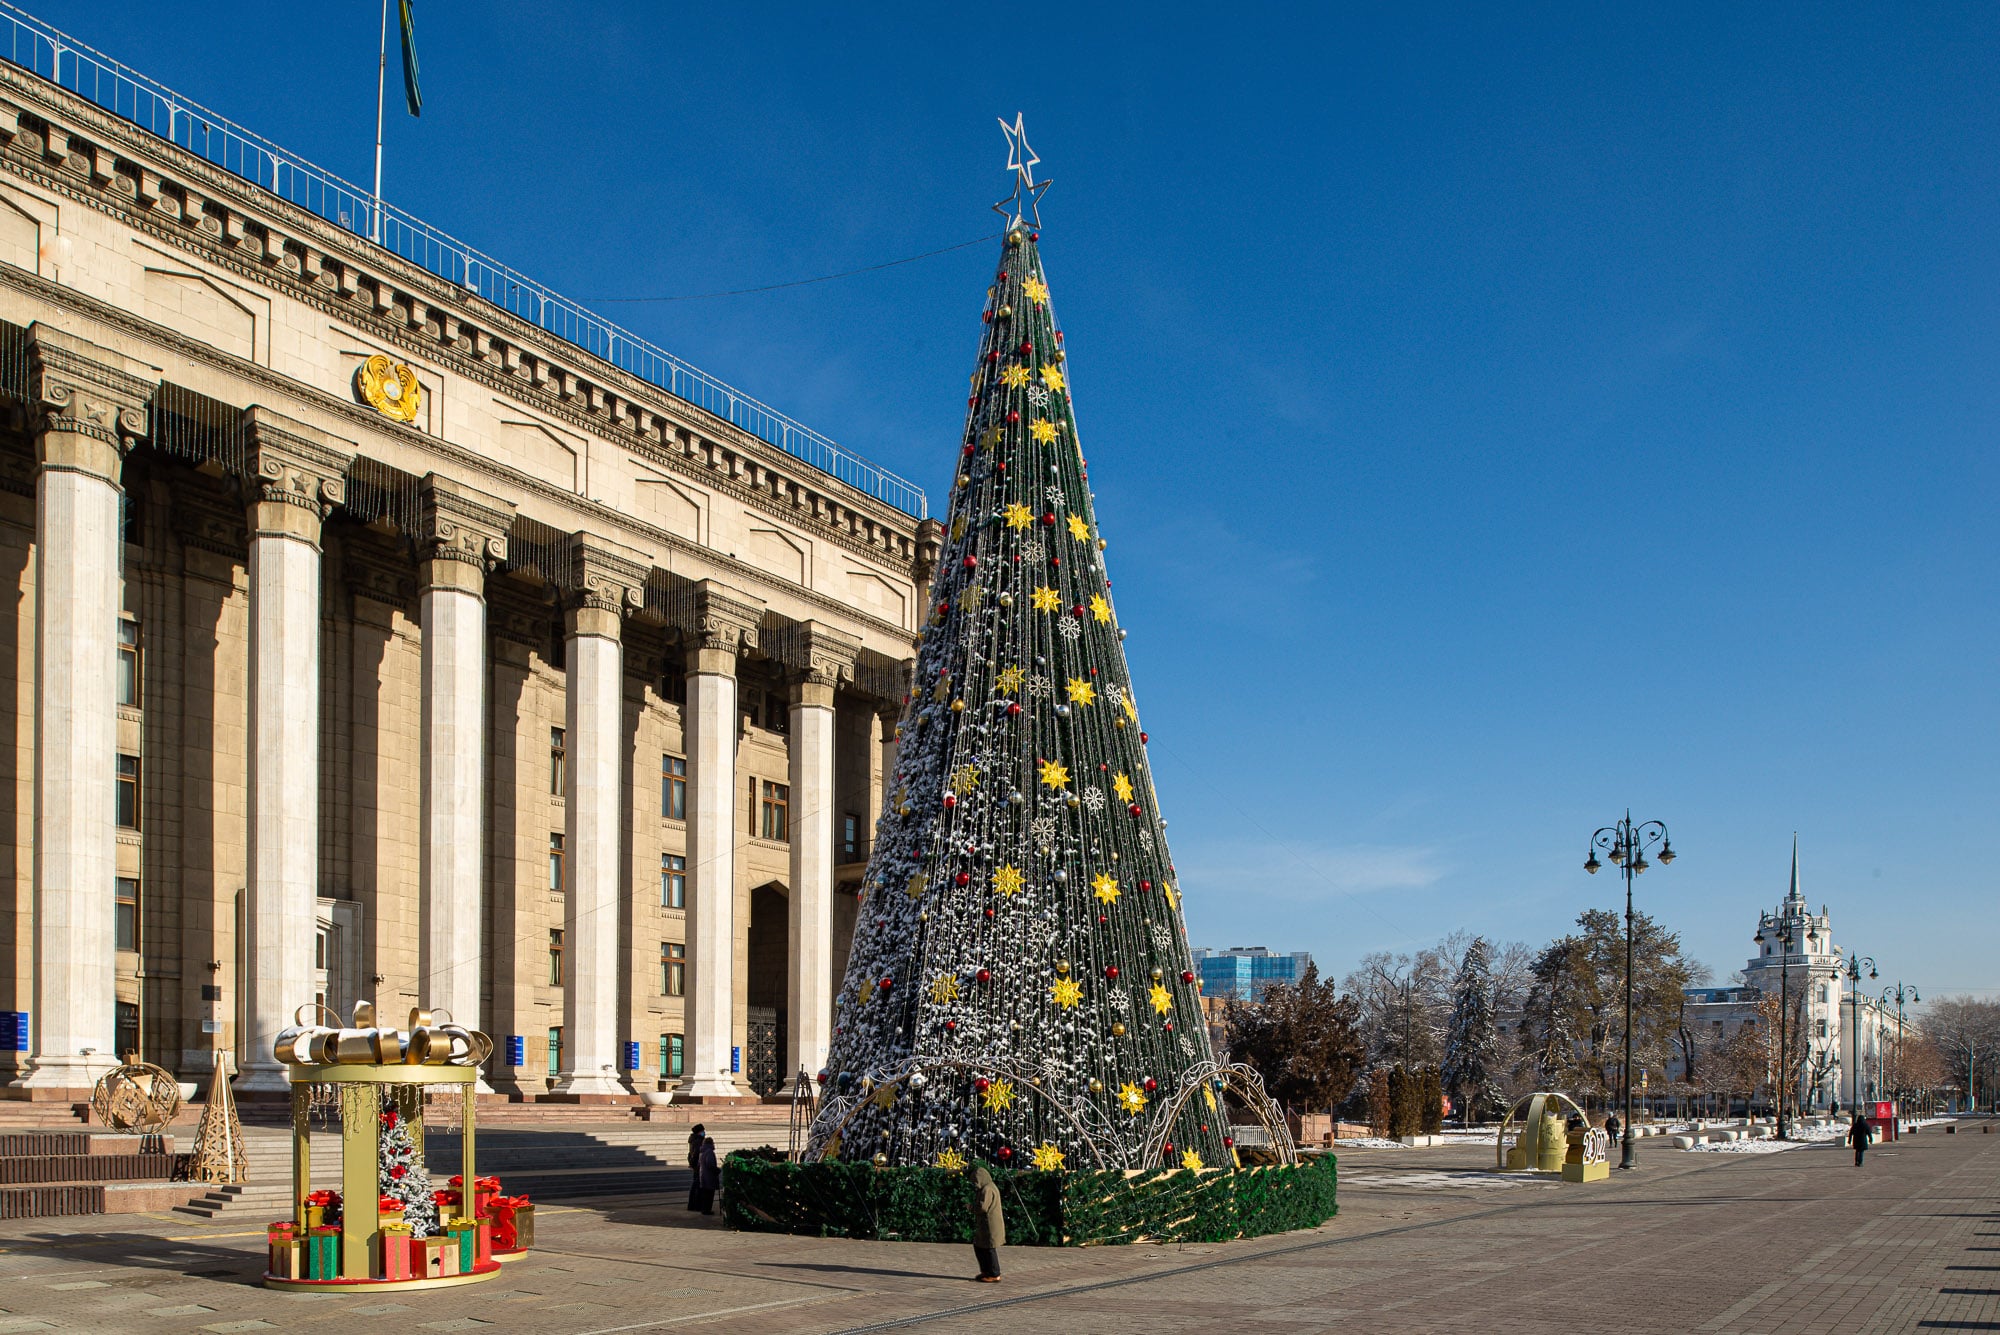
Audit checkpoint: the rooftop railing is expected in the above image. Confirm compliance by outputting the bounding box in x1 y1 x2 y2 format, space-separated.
0 3 927 517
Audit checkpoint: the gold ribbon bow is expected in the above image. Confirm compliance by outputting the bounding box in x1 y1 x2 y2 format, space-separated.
273 1001 493 1068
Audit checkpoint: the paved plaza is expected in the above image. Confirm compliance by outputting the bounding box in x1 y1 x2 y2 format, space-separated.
0 1125 1995 1334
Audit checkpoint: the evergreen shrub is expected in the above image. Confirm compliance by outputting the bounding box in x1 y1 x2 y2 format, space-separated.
721 1152 1336 1246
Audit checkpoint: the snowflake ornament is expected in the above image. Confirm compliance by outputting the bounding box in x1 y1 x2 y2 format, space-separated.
1082 786 1106 813
1058 617 1082 643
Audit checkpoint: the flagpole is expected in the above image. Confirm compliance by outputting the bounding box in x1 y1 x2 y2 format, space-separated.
371 0 388 243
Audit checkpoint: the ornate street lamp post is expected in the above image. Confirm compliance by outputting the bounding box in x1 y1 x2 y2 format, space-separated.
1842 954 1876 1110
1754 914 1817 1139
1585 812 1675 1170
1881 981 1919 1111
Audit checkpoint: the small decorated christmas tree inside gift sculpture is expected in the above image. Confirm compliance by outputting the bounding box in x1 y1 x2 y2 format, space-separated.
378 1099 440 1238
811 121 1282 1176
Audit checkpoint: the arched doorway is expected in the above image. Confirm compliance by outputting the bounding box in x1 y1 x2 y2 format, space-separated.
745 881 789 1097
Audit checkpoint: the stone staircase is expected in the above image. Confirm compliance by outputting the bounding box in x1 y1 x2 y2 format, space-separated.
172 1113 795 1223
0 1130 200 1220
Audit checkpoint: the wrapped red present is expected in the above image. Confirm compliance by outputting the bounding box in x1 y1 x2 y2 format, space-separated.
378 1195 407 1215
433 1188 460 1213
489 1195 534 1253
266 1222 303 1279
376 1222 415 1281
303 1189 342 1230
449 1174 504 1218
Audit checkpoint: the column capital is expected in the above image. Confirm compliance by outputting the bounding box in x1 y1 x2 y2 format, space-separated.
786 621 860 696
566 532 645 637
244 406 353 531
686 580 764 660
27 324 155 481
419 473 514 582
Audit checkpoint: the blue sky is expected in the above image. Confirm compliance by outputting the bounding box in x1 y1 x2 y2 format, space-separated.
52 1 1998 996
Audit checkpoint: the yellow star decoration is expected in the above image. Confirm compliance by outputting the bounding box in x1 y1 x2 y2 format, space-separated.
906 872 927 901
1031 585 1062 612
1041 366 1066 393
1023 277 1050 304
1066 513 1090 541
1031 1141 1066 1172
980 425 1003 451
1120 690 1139 724
1092 871 1121 905
950 765 981 797
1181 1149 1205 1172
872 1082 901 1109
1149 983 1173 1015
981 1078 1016 1113
1163 881 1179 910
935 1147 968 1172
995 665 1026 696
962 583 987 608
1117 1082 1148 1116
953 515 968 542
1001 364 1031 389
1050 977 1083 1009
1111 772 1136 803
1038 758 1070 790
857 978 876 1006
992 864 1025 897
1004 501 1034 530
1089 594 1112 624
929 975 960 1005
1066 677 1097 706
1029 418 1058 444
1203 1085 1218 1112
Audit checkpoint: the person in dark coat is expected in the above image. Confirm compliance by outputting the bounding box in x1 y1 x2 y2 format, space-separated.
966 1162 1004 1281
1849 1113 1874 1167
1603 1112 1622 1147
687 1125 720 1213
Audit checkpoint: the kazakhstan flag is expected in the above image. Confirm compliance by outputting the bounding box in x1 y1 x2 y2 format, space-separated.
398 0 422 117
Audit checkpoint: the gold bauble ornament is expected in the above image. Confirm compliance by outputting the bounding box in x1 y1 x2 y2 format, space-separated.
1055 959 1071 975
951 698 966 712
1052 347 1066 362
1151 968 1164 981
997 304 1014 319
1111 1022 1127 1037
1007 229 1025 246
1089 1077 1104 1093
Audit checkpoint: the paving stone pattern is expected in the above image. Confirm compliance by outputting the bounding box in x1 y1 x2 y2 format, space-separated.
0 1123 1993 1332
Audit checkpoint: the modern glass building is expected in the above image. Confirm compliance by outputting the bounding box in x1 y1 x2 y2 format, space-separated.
1191 947 1313 1003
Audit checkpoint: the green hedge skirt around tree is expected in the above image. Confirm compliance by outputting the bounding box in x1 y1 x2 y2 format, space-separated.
720 1152 1337 1246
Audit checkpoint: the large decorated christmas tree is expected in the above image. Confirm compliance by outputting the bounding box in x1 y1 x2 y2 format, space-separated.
812 124 1245 1175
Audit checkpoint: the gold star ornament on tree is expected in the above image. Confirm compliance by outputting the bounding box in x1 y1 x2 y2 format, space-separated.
1117 1082 1148 1115
1030 418 1058 444
1066 513 1090 541
1040 366 1066 393
1031 585 1062 611
1180 1149 1205 1172
1004 502 1034 530
1112 772 1135 803
1050 977 1083 1009
1149 982 1173 1015
1038 759 1070 790
1001 364 1031 389
1092 872 1121 905
1031 1141 1065 1171
1023 277 1050 304
1066 677 1097 706
1089 593 1112 623
991 864 1025 897
981 1078 1016 1113
935 1147 968 1172
995 665 1026 695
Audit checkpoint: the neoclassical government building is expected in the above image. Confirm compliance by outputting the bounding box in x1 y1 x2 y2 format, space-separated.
0 26 938 1103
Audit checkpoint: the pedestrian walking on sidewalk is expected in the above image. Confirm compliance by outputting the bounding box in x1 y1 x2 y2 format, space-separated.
1849 1112 1873 1167
966 1162 1005 1282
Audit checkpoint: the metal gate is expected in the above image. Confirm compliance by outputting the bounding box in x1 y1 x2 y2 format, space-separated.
746 1007 786 1097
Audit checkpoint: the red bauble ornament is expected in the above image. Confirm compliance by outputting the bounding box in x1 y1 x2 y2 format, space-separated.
962 554 978 570
1144 1077 1158 1093
1223 1136 1235 1148
879 976 893 992
1007 702 1022 716
936 602 950 616
997 461 1007 472
1050 556 1060 567
945 1019 957 1031
817 1071 830 1083
943 794 956 809
1140 880 1152 891
1042 512 1057 527
1071 605 1086 618
1033 233 1042 242
985 907 996 919
998 271 1009 281
1164 1142 1174 1156
982 310 992 324
1007 410 1020 423
1140 732 1149 744
998 1145 1013 1160
1098 914 1108 924
1181 970 1195 983
977 968 991 984
1164 1021 1173 1031
961 443 975 457
1129 804 1144 817
1018 340 1032 354
987 350 999 362
1104 966 1120 980
975 1077 990 1092
954 871 970 886
1088 666 1099 676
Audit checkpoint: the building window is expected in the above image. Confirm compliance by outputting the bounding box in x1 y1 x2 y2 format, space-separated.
548 929 564 986
662 941 685 996
115 1000 138 1062
766 691 789 735
115 754 140 829
115 876 138 951
548 1026 563 1074
841 812 861 861
761 781 790 842
661 853 685 909
660 1032 683 1078
662 754 686 821
548 833 565 893
117 619 140 708
550 728 566 797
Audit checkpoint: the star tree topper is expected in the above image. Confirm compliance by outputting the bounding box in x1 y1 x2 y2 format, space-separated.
995 112 1054 228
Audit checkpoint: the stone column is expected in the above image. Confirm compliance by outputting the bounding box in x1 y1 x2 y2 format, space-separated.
551 536 643 1099
680 583 761 1100
16 327 151 1093
237 409 351 1093
417 477 512 1090
784 625 856 1092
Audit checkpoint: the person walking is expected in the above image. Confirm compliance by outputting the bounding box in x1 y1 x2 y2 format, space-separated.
966 1162 1004 1282
1603 1112 1622 1150
1849 1112 1873 1168
687 1124 720 1214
